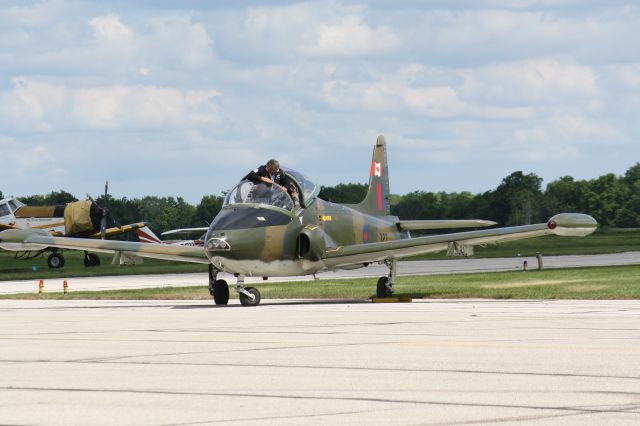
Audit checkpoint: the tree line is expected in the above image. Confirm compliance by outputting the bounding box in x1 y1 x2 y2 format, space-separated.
3 162 639 235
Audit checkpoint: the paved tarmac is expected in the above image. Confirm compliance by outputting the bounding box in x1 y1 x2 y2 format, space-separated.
1 299 639 425
1 252 639 295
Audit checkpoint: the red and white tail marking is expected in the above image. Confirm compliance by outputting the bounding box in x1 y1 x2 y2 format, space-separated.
136 226 162 244
370 161 383 177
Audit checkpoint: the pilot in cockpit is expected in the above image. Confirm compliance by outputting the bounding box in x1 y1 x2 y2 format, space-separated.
243 159 299 205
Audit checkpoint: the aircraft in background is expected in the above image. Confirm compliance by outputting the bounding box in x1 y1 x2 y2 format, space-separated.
0 136 598 305
136 226 204 247
0 183 146 268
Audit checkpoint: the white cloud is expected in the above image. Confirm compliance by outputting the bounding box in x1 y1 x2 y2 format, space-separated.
306 15 400 56
90 14 134 44
146 16 214 70
460 60 599 104
0 78 221 131
1 1 639 200
321 66 534 120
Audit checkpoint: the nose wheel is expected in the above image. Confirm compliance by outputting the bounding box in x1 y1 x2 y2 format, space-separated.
239 287 261 307
207 267 262 307
235 274 262 307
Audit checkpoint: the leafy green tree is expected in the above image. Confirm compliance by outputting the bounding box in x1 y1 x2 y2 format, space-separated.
489 172 544 225
441 191 477 219
196 195 224 225
392 191 443 220
623 163 640 187
19 190 78 205
582 173 629 227
132 196 196 234
544 176 587 216
319 183 367 203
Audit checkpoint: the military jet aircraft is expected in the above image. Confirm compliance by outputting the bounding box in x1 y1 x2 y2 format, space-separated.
0 136 597 305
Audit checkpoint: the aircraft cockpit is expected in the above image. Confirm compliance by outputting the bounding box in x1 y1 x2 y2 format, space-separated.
223 167 319 212
0 197 25 218
224 181 295 211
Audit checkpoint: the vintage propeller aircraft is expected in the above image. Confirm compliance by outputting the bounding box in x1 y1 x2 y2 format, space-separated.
0 182 146 268
0 136 597 305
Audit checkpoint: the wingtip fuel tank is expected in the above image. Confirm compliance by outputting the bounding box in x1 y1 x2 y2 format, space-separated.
547 213 598 237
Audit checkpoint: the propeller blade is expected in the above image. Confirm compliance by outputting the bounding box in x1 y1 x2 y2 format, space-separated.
100 214 107 240
100 181 109 239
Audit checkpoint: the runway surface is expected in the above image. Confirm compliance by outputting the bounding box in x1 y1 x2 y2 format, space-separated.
1 252 639 295
1 299 639 425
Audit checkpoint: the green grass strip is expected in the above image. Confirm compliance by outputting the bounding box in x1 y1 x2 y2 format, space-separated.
3 264 640 300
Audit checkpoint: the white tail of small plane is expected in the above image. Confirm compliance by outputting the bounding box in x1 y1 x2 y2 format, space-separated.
136 226 162 244
136 225 204 247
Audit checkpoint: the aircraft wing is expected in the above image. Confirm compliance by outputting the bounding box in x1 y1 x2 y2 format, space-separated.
0 228 210 264
161 227 209 236
86 222 148 239
397 219 497 230
323 213 597 268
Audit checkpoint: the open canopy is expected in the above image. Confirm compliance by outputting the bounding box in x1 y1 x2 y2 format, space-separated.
223 167 319 211
224 181 294 211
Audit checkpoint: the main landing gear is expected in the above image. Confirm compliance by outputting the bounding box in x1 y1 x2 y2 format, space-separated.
208 265 262 307
376 259 397 298
83 252 101 267
47 252 65 269
46 251 101 269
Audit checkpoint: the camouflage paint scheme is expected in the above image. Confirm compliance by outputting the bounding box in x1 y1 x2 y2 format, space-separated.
0 136 598 280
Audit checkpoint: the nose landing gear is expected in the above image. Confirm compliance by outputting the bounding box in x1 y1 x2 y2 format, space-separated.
238 286 261 307
235 275 261 307
207 266 261 306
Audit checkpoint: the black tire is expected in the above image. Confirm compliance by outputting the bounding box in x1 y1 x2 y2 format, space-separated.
212 279 229 305
376 276 393 298
239 287 261 307
84 253 101 267
47 253 65 269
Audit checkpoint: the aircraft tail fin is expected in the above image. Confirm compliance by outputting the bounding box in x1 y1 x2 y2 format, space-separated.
354 135 391 216
136 226 162 244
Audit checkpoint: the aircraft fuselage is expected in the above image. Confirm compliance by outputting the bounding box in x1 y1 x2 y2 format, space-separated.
204 197 408 276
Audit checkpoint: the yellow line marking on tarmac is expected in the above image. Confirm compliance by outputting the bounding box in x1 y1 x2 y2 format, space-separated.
371 297 412 303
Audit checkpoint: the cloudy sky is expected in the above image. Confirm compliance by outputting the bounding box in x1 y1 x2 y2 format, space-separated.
1 0 639 203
